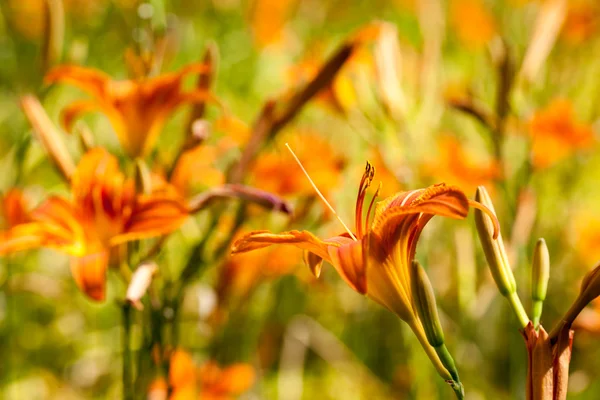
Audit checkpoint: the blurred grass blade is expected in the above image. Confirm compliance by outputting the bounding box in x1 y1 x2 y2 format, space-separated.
519 0 567 83
42 0 64 72
20 95 75 180
373 22 405 121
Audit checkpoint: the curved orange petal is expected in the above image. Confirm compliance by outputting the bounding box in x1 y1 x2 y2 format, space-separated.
327 236 368 294
45 65 111 99
2 189 30 227
0 195 86 256
110 197 188 245
0 222 48 254
372 184 470 247
60 99 102 132
70 251 109 301
231 230 334 262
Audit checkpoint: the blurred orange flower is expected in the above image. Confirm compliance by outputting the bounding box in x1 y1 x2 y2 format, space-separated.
0 148 189 301
572 212 600 268
250 0 297 48
45 64 217 157
218 240 301 302
561 1 599 44
149 349 255 400
422 136 500 194
250 132 345 197
169 145 226 195
528 99 595 169
450 0 497 49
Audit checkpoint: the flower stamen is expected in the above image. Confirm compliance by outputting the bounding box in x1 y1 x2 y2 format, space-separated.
365 182 382 234
285 143 357 241
356 162 375 238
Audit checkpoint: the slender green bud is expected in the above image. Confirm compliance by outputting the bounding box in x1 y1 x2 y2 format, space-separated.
474 186 529 328
411 261 463 399
411 261 444 347
531 238 550 326
474 186 515 295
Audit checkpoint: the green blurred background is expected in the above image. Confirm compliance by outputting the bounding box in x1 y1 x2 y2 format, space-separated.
1 0 600 399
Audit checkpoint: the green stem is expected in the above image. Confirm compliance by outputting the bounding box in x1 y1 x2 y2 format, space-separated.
506 292 530 329
122 303 133 400
434 344 464 399
532 300 544 328
408 320 452 381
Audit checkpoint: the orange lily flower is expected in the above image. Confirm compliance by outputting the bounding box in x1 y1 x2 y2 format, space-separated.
148 349 255 400
250 131 344 197
0 148 188 301
561 1 599 45
232 164 497 377
217 239 301 303
528 98 595 169
422 136 500 194
44 63 216 157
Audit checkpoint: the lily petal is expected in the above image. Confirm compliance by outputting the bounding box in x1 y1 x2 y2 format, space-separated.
70 251 109 301
60 99 102 132
327 236 368 294
111 197 188 245
232 230 334 262
45 65 111 99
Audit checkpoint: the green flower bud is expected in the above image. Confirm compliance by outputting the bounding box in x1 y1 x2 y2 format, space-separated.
474 186 515 296
411 261 445 347
474 186 529 328
531 238 550 326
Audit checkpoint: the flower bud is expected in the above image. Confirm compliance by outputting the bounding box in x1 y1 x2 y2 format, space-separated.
531 238 549 326
579 263 600 304
474 186 530 328
411 261 444 347
474 186 515 295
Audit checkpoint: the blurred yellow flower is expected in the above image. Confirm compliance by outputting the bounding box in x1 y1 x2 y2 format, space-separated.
422 136 500 194
450 0 497 49
561 1 599 45
45 64 217 157
0 148 189 301
149 349 255 400
528 99 595 169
